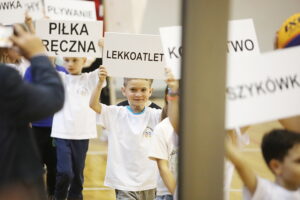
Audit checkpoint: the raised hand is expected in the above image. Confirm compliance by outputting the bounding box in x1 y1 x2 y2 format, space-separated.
98 65 107 85
10 24 45 59
165 67 179 93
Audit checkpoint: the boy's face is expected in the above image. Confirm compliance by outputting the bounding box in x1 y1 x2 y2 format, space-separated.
276 144 300 189
121 79 153 112
64 57 86 75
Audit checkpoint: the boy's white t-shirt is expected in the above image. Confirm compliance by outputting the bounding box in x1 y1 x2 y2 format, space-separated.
148 117 178 196
51 70 99 139
244 177 300 200
97 104 162 191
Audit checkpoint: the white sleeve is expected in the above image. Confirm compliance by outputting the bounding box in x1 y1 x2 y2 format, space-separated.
243 177 273 200
148 122 169 161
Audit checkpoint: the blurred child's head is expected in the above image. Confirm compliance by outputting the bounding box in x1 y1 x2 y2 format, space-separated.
275 13 300 49
63 57 86 75
0 48 21 64
122 78 153 112
261 129 300 189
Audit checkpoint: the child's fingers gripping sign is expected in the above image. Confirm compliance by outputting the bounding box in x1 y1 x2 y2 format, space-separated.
165 67 178 91
98 65 108 83
98 38 104 48
165 67 175 82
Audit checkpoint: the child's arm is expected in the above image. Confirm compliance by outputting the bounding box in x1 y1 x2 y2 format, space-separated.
165 68 179 133
157 159 176 194
89 66 107 113
225 137 257 195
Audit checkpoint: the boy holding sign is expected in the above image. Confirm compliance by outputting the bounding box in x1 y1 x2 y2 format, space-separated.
51 57 100 200
226 129 300 199
90 66 162 200
149 69 179 200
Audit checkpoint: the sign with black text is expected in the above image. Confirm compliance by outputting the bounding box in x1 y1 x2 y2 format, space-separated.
44 0 96 21
0 0 25 24
226 46 300 128
159 26 182 79
103 32 165 79
24 0 43 20
227 19 260 54
36 19 103 57
0 0 43 25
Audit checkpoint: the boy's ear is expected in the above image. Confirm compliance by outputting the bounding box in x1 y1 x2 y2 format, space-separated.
149 88 153 96
269 159 282 175
121 87 126 97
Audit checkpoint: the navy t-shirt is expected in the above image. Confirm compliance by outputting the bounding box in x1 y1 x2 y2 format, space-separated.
23 65 68 127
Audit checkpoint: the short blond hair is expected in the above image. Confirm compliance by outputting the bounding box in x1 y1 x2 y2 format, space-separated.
123 78 153 87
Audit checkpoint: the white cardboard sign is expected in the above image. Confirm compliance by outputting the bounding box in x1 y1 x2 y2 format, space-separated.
36 19 103 57
227 19 260 54
159 26 182 79
226 46 300 129
24 0 43 21
44 0 96 21
103 32 165 79
0 0 43 25
0 0 25 25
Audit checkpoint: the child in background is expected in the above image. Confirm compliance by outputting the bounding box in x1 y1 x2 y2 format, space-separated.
51 57 100 200
90 66 161 200
226 129 300 199
149 68 179 200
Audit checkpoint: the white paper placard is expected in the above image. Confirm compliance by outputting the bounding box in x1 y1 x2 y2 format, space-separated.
227 19 260 54
0 0 44 25
0 0 25 25
24 0 43 21
44 0 96 21
226 46 300 129
159 26 182 79
103 32 165 79
36 19 103 57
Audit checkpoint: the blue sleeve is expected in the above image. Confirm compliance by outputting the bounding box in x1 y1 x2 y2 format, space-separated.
56 65 68 74
23 66 32 82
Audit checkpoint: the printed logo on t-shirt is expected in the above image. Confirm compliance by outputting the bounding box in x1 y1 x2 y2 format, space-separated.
143 126 153 138
76 87 89 96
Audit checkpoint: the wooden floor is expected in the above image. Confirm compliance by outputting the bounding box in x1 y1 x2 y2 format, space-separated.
83 137 115 200
82 98 283 200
